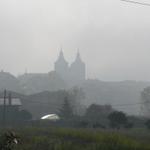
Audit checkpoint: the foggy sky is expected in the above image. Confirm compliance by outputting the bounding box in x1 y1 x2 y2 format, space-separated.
0 0 150 81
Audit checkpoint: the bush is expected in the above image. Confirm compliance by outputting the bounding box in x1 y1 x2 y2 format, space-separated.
145 119 150 129
108 111 128 129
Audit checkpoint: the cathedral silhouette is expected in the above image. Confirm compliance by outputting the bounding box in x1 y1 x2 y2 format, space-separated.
18 50 86 91
54 50 86 86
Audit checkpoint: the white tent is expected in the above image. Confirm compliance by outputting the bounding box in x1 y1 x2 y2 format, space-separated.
41 114 60 121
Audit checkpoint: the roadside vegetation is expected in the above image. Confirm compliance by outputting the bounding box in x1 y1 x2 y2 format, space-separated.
1 127 150 150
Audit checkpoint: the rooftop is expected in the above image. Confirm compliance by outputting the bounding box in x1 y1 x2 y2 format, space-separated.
0 98 21 106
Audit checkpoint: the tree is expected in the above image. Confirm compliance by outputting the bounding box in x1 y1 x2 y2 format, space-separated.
84 104 113 127
59 97 74 119
68 87 85 115
108 111 128 129
85 104 113 121
145 119 150 129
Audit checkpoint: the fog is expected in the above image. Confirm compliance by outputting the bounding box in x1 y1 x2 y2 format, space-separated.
0 0 150 81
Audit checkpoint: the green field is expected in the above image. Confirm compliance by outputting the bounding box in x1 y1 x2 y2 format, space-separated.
1 127 150 150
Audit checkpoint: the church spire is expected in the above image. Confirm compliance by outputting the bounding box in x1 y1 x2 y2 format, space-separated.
77 50 80 58
55 50 69 81
75 49 82 62
55 50 68 69
55 49 67 64
70 49 86 84
59 49 64 59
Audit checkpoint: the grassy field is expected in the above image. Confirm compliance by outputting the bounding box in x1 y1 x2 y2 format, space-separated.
1 127 150 150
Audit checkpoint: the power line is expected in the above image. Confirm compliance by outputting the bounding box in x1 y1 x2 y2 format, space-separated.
121 0 150 6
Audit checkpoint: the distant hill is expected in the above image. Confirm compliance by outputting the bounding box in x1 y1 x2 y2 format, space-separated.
82 80 150 115
16 80 150 116
0 71 23 93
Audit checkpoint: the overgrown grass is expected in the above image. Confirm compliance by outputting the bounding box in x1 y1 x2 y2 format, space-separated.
2 127 150 150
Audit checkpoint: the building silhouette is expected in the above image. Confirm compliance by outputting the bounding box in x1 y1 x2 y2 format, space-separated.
17 50 86 94
54 50 69 82
54 50 86 86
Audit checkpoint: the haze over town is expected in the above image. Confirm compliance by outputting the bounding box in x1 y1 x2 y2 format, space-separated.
0 0 150 81
1 1 150 149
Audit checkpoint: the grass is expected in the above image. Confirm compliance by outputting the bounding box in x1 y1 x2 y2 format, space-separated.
2 127 150 150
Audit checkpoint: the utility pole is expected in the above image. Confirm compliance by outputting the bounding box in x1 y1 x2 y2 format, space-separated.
8 92 12 126
8 92 12 106
3 89 7 127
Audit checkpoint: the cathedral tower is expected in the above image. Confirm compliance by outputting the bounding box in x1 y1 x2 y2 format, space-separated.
70 51 86 85
55 50 69 81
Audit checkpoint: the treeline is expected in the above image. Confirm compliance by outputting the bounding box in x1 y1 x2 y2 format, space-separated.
1 87 150 130
32 99 149 130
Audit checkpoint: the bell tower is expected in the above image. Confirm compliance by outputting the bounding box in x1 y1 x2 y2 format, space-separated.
70 51 86 85
55 50 69 81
